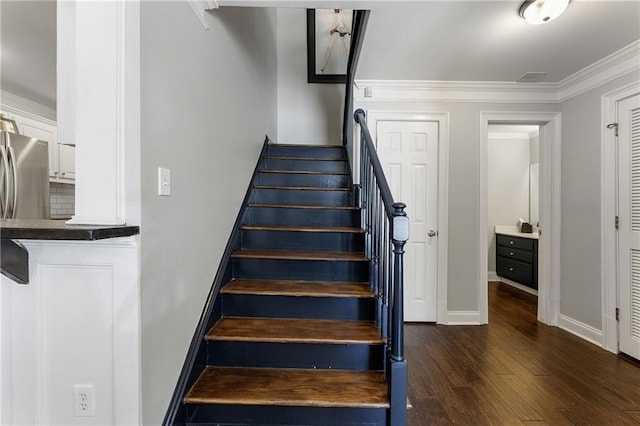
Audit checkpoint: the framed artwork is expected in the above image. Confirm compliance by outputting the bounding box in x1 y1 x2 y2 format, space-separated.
307 9 353 84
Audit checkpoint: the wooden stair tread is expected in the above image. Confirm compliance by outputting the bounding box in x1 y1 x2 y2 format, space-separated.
269 143 342 148
249 203 359 210
254 185 350 191
266 156 347 162
183 367 389 408
221 279 374 298
259 169 349 175
207 317 385 344
241 225 363 233
231 249 367 261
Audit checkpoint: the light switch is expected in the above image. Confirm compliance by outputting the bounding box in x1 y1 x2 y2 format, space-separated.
158 167 171 196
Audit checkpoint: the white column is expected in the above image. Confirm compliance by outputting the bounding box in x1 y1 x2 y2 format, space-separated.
60 1 140 226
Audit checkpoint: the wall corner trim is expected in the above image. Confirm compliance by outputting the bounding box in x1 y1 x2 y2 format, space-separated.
557 314 604 348
446 311 483 325
188 0 219 30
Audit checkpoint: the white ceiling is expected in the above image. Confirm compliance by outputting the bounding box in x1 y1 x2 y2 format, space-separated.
357 1 640 82
0 1 638 110
1 1 57 109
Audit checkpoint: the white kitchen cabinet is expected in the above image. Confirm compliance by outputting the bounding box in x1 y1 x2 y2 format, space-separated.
1 110 75 184
58 144 76 180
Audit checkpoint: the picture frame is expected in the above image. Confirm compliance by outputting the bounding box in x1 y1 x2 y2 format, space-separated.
307 9 353 84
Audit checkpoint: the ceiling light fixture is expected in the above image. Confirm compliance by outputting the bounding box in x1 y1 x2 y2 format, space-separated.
519 0 570 25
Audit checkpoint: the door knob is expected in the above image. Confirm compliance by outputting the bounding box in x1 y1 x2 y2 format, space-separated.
427 230 437 237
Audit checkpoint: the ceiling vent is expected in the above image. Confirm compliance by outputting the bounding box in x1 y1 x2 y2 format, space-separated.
517 72 547 83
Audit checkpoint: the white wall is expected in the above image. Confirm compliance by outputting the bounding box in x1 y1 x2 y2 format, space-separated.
559 71 639 331
139 3 277 424
276 8 344 145
487 133 531 273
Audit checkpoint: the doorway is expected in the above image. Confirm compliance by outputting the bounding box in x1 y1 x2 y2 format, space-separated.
487 124 540 299
479 112 561 325
602 83 640 361
365 111 449 323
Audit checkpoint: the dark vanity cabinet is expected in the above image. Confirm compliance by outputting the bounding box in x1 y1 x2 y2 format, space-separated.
496 234 538 290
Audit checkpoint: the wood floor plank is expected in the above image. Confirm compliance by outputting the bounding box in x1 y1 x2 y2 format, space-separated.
406 282 640 426
183 367 389 408
241 225 363 233
221 279 374 298
206 317 385 344
231 249 367 261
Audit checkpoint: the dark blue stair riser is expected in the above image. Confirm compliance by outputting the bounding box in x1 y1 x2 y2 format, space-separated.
233 258 369 282
222 293 375 320
257 172 350 188
186 404 387 426
263 158 349 173
244 207 360 228
207 341 385 370
268 145 347 160
252 188 351 207
241 229 364 252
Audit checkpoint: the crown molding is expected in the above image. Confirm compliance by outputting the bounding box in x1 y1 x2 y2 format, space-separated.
354 79 558 104
556 40 640 102
0 91 57 122
355 40 640 104
188 0 219 30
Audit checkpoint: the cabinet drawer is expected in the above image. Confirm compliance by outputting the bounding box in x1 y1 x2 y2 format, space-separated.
496 257 533 287
497 246 533 264
496 234 534 251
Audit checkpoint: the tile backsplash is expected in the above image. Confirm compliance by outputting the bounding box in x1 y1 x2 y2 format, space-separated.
50 182 75 219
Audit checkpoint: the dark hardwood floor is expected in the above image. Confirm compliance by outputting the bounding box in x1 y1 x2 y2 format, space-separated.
406 281 640 425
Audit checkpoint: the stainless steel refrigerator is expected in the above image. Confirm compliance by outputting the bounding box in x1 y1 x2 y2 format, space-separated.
0 130 50 219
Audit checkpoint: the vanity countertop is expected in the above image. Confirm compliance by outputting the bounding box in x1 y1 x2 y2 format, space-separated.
495 225 539 240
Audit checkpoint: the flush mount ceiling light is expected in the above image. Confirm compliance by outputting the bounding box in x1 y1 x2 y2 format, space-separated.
519 0 570 25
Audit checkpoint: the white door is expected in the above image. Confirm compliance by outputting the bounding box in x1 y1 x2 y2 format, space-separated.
618 92 640 360
376 120 438 322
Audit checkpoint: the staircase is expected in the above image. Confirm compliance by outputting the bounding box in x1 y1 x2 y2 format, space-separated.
168 142 400 425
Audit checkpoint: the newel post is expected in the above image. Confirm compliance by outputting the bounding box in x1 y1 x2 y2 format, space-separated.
389 202 408 425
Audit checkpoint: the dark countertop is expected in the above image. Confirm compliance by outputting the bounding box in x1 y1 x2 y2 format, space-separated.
0 219 140 241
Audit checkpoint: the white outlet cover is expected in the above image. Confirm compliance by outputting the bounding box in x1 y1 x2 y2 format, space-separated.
72 385 95 417
158 167 171 196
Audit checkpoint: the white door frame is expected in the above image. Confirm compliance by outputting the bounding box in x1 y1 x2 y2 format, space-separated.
479 111 561 325
365 110 450 324
601 81 640 353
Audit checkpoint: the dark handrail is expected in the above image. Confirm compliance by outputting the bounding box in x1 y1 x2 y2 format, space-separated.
342 10 370 147
353 108 408 425
354 109 395 218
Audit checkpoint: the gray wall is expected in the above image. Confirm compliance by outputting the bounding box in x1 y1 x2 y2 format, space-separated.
276 8 344 145
559 70 639 330
353 98 556 311
139 3 277 424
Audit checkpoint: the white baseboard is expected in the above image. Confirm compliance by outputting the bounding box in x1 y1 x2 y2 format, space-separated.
558 314 603 348
488 271 500 281
446 310 483 325
496 277 539 296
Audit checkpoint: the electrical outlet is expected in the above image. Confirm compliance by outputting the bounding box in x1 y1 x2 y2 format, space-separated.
73 385 95 417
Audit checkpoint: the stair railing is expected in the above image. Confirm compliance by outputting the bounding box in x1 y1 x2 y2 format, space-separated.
354 108 408 425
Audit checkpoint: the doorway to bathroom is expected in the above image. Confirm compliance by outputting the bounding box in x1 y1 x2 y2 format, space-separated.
487 124 540 297
479 112 561 326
